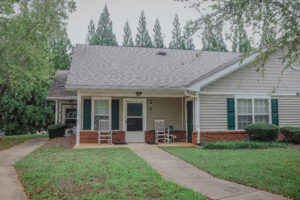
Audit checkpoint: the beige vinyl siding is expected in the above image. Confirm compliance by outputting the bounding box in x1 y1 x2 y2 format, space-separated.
202 50 300 94
147 97 185 130
276 96 300 127
199 95 232 131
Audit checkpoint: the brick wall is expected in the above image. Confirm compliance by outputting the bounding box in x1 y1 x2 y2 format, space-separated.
112 131 125 144
79 131 125 144
201 131 248 142
192 131 285 144
145 131 156 144
145 130 186 143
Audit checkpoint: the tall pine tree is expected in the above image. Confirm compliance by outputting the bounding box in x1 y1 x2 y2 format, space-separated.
169 14 185 49
122 21 134 47
135 11 152 47
183 21 195 50
93 5 118 46
86 19 97 44
232 25 252 52
202 16 227 52
153 19 164 48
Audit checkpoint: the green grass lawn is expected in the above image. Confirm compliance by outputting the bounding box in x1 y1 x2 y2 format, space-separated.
162 147 300 199
15 147 205 200
0 134 48 151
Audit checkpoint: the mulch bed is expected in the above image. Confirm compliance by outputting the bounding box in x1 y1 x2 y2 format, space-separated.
44 136 75 149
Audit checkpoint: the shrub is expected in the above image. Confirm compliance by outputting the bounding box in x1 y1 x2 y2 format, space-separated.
280 126 300 144
202 140 289 149
47 124 65 139
245 123 279 141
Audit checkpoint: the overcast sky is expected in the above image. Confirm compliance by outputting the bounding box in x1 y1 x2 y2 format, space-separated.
67 0 205 49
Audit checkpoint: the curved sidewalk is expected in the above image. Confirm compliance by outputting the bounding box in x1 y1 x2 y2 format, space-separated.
130 146 287 200
0 138 48 200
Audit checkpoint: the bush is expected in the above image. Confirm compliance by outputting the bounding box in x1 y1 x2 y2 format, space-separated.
245 123 279 141
280 126 300 144
202 140 289 149
47 124 65 139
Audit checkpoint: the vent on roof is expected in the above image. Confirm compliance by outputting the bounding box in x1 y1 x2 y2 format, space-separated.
156 51 167 56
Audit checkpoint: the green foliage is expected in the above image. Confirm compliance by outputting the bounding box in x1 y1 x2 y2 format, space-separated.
186 0 300 70
183 20 195 50
16 147 205 199
245 123 280 141
202 15 227 52
91 5 118 46
153 19 164 48
47 124 65 139
281 126 300 144
163 147 300 199
50 32 73 70
135 11 152 47
202 140 289 149
122 21 134 47
86 19 97 44
232 25 252 53
0 0 75 135
169 14 185 49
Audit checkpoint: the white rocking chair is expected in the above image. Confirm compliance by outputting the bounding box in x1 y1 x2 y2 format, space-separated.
98 120 112 144
155 120 169 143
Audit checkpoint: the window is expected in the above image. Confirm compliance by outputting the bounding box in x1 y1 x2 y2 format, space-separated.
92 98 111 131
236 97 270 129
65 108 77 128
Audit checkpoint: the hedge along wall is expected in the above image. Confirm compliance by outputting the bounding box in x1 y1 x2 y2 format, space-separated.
192 131 285 144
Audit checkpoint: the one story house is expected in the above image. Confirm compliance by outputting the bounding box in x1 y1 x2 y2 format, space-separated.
47 44 300 145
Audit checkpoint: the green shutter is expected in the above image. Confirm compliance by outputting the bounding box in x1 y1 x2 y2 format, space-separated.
83 99 91 130
111 100 119 130
271 99 279 126
227 98 235 130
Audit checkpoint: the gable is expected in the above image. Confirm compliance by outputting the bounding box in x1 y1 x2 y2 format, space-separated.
202 50 300 94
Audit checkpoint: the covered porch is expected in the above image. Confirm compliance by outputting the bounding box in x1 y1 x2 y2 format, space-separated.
74 90 200 145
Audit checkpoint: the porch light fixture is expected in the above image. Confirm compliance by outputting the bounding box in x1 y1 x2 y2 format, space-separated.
149 100 153 111
136 92 142 97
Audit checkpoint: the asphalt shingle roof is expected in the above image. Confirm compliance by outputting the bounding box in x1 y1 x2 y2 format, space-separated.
66 44 241 90
47 70 76 99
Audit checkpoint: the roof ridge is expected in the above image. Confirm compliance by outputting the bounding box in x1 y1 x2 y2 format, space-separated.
75 44 240 54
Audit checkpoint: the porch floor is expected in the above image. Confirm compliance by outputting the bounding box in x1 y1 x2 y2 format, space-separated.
73 142 194 149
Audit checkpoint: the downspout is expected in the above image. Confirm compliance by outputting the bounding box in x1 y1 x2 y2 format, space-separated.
184 90 200 144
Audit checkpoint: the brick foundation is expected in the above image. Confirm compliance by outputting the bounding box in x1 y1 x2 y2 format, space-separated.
201 131 248 142
112 131 125 144
192 131 285 144
145 130 186 143
79 131 125 144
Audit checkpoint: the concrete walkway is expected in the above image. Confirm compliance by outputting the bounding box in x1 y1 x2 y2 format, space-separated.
130 146 287 200
0 138 48 200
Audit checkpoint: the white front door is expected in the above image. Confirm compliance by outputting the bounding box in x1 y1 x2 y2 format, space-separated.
124 99 146 143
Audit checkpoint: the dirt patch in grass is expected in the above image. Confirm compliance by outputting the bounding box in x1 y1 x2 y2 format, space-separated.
44 136 75 148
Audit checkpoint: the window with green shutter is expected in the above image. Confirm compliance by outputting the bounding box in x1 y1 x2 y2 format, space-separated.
111 100 119 130
83 99 91 130
227 98 235 130
271 99 279 126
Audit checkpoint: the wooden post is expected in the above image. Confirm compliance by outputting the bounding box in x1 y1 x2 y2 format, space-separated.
55 100 58 124
195 92 200 144
76 93 81 146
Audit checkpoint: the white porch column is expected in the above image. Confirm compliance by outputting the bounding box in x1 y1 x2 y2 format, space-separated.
55 100 58 124
76 93 81 146
195 92 200 143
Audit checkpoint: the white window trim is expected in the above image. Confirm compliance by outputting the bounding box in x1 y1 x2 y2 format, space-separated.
91 97 112 131
234 95 271 130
